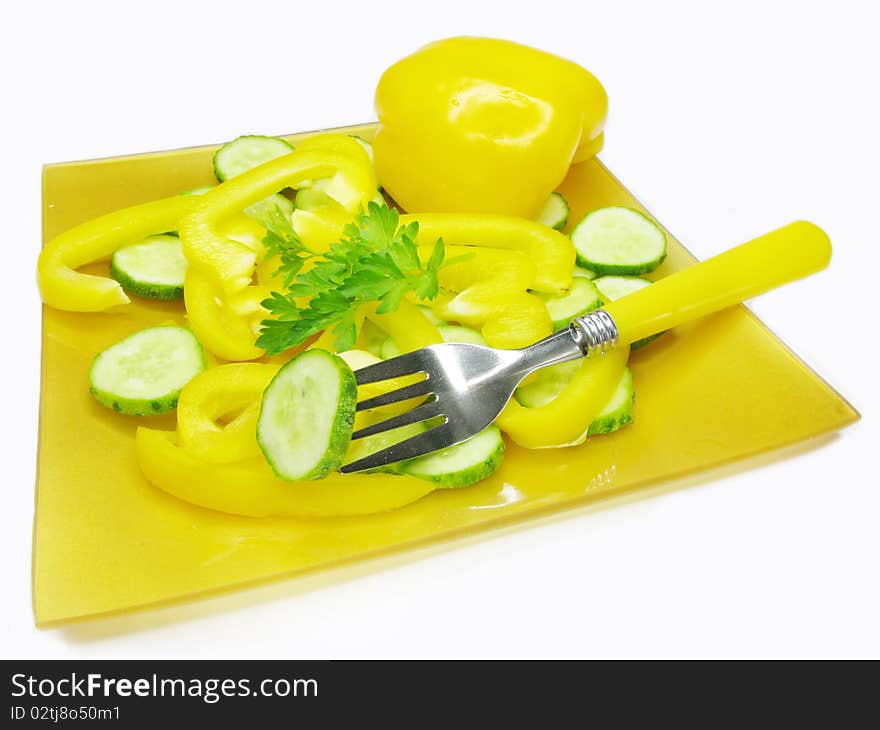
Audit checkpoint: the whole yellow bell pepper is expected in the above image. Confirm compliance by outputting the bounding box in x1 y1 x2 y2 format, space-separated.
38 194 196 312
374 37 607 217
179 134 376 294
136 428 435 518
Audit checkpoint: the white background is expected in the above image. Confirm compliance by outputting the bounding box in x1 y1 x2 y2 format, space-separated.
3 0 878 658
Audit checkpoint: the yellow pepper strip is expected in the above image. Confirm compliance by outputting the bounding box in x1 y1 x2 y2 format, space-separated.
424 245 552 349
176 363 279 464
136 428 435 518
497 346 629 448
374 37 606 217
38 194 196 312
179 134 376 294
363 299 443 352
183 269 266 361
480 293 553 349
400 213 574 293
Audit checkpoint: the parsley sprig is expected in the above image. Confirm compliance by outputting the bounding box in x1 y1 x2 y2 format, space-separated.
256 202 444 355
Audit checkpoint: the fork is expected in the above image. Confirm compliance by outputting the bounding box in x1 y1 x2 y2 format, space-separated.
340 220 831 474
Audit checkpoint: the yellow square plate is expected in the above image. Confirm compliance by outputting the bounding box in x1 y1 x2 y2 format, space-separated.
34 124 859 625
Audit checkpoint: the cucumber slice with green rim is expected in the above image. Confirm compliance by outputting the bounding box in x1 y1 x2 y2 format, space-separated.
538 278 603 329
514 361 581 408
571 206 667 275
515 365 635 436
344 420 428 474
243 193 295 226
401 425 505 488
536 192 570 230
89 326 206 416
594 275 664 349
294 184 335 210
573 266 598 280
110 235 187 301
257 349 357 481
213 135 294 182
438 325 487 346
587 368 636 435
594 274 652 300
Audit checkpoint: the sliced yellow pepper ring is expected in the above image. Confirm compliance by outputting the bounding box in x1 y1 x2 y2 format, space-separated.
400 212 574 293
480 293 553 349
38 194 196 312
497 346 629 448
427 245 552 349
136 428 435 518
177 363 279 464
179 134 376 294
183 268 265 361
219 214 267 254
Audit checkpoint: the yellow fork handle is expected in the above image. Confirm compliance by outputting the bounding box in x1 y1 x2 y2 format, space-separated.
603 221 831 345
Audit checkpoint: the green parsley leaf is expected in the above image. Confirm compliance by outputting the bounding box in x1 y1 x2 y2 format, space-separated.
256 202 445 355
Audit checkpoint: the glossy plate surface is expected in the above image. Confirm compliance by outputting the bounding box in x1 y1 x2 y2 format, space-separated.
35 124 859 624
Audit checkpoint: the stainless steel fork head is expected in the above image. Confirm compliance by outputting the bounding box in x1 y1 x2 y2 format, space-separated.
339 310 619 474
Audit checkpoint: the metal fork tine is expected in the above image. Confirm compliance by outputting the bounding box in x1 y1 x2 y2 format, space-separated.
340 423 453 474
353 352 427 385
351 399 443 441
356 379 433 411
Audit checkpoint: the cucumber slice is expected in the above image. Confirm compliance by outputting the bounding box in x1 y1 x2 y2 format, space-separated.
594 274 652 300
515 364 635 436
213 135 294 182
295 184 335 211
594 275 664 349
109 235 187 301
514 361 581 408
438 325 487 346
89 326 206 416
573 266 598 280
538 278 603 329
571 206 667 275
401 425 505 489
586 368 635 435
243 193 295 227
257 349 357 481
536 192 570 230
343 420 428 474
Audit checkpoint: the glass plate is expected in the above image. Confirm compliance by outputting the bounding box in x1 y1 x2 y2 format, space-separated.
34 124 859 625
